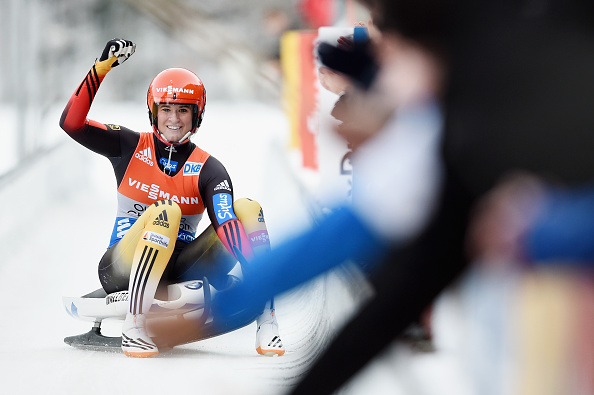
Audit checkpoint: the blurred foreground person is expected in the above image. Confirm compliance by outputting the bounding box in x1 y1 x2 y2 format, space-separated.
60 39 284 357
292 0 594 393
320 20 436 347
212 0 594 392
214 0 448 376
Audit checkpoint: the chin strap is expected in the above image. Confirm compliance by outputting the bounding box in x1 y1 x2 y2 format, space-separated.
176 131 193 144
158 130 193 145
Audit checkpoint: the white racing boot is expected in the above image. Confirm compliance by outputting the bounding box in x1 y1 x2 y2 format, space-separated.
121 313 159 358
255 300 285 356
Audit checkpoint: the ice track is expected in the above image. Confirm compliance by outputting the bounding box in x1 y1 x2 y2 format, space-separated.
0 102 475 395
0 102 370 394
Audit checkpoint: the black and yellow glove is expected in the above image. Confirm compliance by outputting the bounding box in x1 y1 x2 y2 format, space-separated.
95 38 136 74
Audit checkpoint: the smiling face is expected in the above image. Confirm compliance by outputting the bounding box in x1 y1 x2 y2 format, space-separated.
156 103 194 143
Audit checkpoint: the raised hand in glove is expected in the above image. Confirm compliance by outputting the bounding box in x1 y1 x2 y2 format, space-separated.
96 38 136 73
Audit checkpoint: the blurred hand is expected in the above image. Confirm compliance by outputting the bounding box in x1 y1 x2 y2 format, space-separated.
336 35 355 51
331 87 394 150
336 21 368 51
318 66 351 95
97 38 136 68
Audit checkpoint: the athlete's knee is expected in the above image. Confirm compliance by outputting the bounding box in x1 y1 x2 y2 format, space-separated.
234 198 270 254
234 198 263 222
150 199 182 227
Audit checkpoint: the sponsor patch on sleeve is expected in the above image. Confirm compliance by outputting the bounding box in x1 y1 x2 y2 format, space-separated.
213 193 237 225
183 161 203 176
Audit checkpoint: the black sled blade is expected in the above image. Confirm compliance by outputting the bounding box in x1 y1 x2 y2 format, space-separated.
64 326 121 351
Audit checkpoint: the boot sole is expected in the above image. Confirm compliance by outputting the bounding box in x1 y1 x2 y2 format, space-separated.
123 350 159 358
256 347 285 356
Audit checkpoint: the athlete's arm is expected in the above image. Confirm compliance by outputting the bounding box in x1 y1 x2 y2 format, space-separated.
59 39 137 157
199 156 255 261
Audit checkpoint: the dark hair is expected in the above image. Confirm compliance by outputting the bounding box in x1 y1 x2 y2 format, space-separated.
377 0 455 42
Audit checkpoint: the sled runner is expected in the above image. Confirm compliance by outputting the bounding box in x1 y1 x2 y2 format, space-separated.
63 276 260 351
